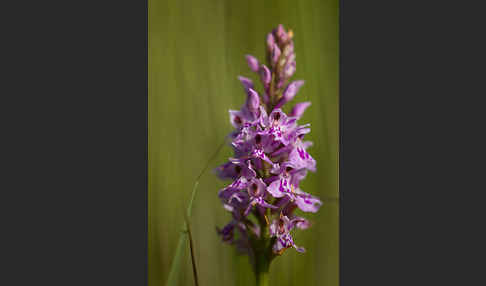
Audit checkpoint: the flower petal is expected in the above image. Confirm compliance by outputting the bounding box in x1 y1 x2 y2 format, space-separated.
294 189 322 213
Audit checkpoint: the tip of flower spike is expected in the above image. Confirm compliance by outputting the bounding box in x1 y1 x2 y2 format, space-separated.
277 24 285 36
288 29 294 39
276 24 289 43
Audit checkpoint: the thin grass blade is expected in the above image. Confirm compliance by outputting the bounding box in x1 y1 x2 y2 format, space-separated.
165 233 187 286
165 139 226 286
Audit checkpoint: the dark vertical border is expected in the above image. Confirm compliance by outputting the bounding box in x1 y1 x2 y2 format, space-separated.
144 0 149 284
341 1 485 285
2 0 148 285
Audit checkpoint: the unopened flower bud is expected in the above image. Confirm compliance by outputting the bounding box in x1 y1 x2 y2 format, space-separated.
276 24 288 43
283 61 296 78
259 64 271 86
238 76 254 92
275 80 304 109
290 102 311 119
286 53 296 65
246 88 260 113
283 80 304 101
245 55 260 72
266 33 275 52
282 42 294 57
271 44 281 67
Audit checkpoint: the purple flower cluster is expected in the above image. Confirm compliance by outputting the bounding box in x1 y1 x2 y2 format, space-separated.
216 25 322 257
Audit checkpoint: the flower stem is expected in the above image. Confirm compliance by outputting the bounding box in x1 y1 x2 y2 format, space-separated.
254 250 270 286
253 222 271 286
255 269 269 286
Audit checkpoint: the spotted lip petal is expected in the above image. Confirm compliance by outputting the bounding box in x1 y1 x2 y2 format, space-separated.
288 139 316 172
294 188 323 213
269 214 306 254
267 174 291 198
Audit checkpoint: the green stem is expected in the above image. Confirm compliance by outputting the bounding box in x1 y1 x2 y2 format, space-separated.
253 214 271 286
255 250 270 286
255 269 269 286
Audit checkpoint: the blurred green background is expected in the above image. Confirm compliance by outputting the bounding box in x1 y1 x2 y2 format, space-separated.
149 0 338 285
